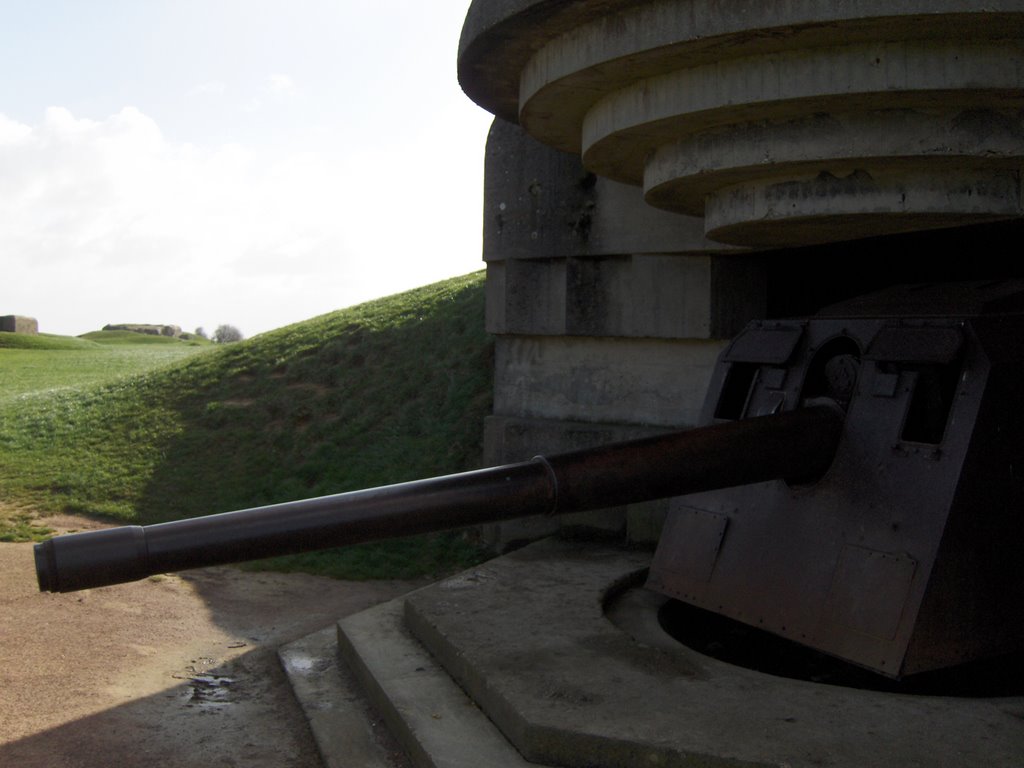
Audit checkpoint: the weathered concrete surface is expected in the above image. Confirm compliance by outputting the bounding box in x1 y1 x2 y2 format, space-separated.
459 0 635 123
644 108 1024 215
336 596 546 768
488 253 767 339
280 628 407 768
0 315 38 334
482 117 733 262
401 539 1024 768
482 118 764 338
480 118 765 545
461 0 1024 246
283 541 1024 767
493 335 724 427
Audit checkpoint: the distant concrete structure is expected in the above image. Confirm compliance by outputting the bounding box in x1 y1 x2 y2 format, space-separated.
103 323 182 337
459 0 1024 548
0 315 39 334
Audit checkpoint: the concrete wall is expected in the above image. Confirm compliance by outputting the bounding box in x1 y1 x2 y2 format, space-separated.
0 316 39 334
462 4 1024 550
462 0 1024 248
481 119 767 549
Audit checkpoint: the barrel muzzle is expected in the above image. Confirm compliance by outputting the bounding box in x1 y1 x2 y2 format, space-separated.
35 526 149 593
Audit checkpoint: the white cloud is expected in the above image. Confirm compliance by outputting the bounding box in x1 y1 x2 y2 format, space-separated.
244 74 297 112
267 73 293 93
186 81 227 98
0 104 488 337
0 114 31 145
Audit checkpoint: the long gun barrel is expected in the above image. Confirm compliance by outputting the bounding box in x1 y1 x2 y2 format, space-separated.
34 405 842 593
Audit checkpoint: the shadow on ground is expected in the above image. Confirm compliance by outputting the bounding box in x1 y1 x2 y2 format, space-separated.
0 537 421 768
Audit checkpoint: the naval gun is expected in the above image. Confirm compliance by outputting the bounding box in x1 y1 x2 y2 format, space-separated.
33 406 843 593
34 281 1024 679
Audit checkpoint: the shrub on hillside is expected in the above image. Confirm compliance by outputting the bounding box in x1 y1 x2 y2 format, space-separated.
213 324 244 343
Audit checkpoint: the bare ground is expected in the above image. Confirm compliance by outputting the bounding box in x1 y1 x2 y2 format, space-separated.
0 514 423 768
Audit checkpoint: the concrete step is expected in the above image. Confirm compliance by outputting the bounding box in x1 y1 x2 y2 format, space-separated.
336 598 546 768
285 540 1024 768
280 627 408 768
281 597 547 768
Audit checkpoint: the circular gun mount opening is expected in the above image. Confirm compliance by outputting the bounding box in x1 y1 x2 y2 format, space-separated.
658 599 1024 697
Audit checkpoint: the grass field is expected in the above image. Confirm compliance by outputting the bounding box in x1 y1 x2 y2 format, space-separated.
0 332 209 403
0 273 494 579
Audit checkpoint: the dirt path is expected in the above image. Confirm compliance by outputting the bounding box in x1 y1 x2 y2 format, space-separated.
0 515 423 767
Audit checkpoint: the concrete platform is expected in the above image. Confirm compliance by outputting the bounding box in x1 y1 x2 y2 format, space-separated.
284 539 1024 768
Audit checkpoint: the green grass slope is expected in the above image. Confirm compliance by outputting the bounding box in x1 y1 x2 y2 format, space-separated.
0 272 494 578
79 330 211 346
0 332 102 350
0 333 209 404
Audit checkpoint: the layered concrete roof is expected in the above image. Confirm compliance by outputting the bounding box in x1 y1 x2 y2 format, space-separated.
459 1 1024 246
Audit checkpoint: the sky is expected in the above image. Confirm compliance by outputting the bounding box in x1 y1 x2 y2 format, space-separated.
0 0 495 338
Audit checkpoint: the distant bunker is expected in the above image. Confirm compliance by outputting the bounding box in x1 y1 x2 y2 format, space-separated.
0 316 39 334
103 323 182 338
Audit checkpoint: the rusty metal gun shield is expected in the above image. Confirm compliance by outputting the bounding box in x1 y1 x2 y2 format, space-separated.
648 281 1024 678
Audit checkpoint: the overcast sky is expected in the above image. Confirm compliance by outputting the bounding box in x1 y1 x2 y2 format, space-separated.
0 1 495 338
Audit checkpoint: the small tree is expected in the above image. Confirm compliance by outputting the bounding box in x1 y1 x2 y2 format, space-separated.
194 326 208 340
213 324 244 343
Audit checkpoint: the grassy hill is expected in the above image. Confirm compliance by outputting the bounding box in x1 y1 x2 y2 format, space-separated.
78 329 212 345
0 272 494 578
0 330 208 402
